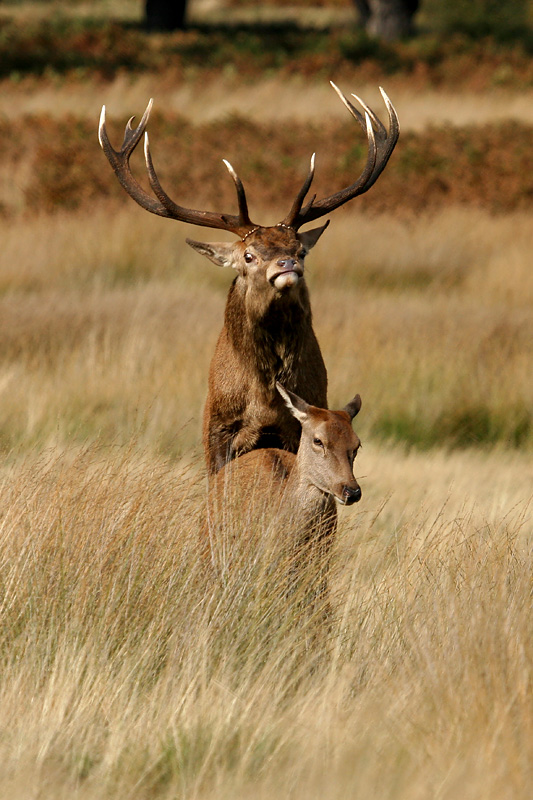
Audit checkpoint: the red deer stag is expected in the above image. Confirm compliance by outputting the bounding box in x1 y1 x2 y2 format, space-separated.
206 384 362 611
98 83 398 473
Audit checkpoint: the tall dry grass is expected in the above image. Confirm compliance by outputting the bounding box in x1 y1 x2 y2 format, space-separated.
0 442 530 799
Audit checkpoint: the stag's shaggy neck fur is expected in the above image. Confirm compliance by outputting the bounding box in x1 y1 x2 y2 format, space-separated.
200 224 329 474
226 274 313 388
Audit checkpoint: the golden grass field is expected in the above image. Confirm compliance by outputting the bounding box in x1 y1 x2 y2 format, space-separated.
0 1 532 797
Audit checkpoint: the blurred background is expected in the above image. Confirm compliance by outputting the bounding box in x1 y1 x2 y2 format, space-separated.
0 0 532 461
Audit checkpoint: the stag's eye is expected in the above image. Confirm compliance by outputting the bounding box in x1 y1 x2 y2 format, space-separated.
313 437 324 448
244 252 254 264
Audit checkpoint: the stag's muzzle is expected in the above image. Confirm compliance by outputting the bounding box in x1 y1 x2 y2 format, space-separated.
269 258 303 291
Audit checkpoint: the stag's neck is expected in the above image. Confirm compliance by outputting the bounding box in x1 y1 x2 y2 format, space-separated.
245 281 311 325
225 278 313 377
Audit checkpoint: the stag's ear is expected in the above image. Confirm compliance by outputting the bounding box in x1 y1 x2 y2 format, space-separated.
186 238 235 268
276 382 310 424
343 394 362 421
298 221 329 252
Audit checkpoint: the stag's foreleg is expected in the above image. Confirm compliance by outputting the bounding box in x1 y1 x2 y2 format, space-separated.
204 417 243 475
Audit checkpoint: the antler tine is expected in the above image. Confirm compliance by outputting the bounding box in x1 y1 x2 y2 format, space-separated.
98 100 257 236
98 100 153 162
123 98 154 152
223 159 252 227
283 153 316 229
347 90 387 138
379 85 400 148
300 192 317 218
345 88 399 175
281 84 399 230
329 82 368 135
99 99 170 218
143 131 183 216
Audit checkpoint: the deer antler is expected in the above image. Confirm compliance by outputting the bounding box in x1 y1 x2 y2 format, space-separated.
281 83 399 230
98 100 256 237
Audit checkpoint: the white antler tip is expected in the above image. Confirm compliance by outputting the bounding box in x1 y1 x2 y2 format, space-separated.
223 158 237 178
379 86 390 105
330 81 344 99
98 105 106 146
137 98 154 130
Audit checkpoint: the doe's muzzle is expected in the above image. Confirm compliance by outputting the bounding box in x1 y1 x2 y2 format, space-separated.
342 485 362 505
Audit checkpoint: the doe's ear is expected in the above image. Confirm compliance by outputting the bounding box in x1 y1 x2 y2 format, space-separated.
276 382 310 425
298 220 329 252
186 238 236 268
343 394 362 421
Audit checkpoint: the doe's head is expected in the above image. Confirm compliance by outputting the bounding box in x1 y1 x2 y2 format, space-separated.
277 383 363 506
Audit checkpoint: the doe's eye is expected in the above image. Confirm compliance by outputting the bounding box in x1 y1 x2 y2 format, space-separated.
313 437 323 447
244 252 254 264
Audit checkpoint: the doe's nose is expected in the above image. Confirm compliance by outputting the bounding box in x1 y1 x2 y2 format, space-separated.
342 485 362 505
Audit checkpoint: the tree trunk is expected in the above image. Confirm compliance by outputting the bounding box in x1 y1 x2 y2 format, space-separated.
353 0 419 40
145 0 188 31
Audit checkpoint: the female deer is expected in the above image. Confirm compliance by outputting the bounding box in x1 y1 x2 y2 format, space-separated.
206 384 362 612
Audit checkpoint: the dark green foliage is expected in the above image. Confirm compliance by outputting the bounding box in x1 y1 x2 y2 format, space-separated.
422 0 529 41
1 13 533 83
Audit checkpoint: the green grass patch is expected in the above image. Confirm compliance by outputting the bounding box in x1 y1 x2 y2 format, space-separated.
373 404 533 450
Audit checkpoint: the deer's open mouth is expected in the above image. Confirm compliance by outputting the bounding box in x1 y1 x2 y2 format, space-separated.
270 266 303 291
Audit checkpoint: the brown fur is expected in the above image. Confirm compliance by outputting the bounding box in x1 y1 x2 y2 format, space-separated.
189 224 329 474
205 387 362 613
99 89 398 475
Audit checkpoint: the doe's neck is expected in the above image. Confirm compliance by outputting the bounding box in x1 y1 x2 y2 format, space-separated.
288 450 333 516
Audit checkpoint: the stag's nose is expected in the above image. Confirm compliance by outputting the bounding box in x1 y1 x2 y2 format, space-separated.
342 485 362 505
276 257 297 270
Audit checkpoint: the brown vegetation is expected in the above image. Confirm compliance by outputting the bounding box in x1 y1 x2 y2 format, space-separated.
0 113 531 217
0 2 531 797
